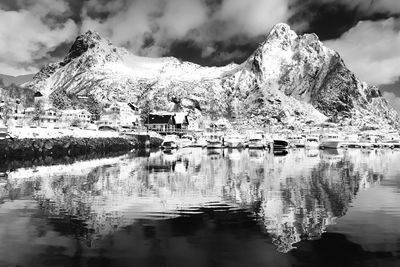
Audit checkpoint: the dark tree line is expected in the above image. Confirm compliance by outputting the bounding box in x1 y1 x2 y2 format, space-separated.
0 79 35 107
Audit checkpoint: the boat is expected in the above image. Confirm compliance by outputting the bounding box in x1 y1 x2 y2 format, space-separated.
305 135 320 149
247 132 267 149
359 132 380 148
0 121 8 139
179 134 194 148
193 135 208 147
225 133 246 148
382 131 400 143
206 132 225 148
287 134 305 148
341 134 360 148
381 131 400 148
319 133 343 149
161 135 180 149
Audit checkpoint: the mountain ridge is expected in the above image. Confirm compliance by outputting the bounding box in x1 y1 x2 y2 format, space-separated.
24 23 400 130
0 73 34 86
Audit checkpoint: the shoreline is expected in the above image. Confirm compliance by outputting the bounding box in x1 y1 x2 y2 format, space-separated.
0 137 135 161
0 133 164 162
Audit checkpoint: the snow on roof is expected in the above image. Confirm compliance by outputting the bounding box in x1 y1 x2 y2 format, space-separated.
174 112 188 124
61 109 90 114
151 111 173 115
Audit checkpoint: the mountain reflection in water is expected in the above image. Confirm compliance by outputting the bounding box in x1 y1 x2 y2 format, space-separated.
1 148 400 266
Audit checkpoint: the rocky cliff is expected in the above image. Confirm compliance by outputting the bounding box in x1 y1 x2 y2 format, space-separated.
24 24 400 129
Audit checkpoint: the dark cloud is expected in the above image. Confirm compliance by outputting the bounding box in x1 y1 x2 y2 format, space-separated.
288 0 400 40
1 0 400 90
289 2 360 39
168 40 203 63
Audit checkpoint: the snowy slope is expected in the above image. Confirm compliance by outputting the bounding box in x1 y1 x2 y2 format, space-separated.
24 25 400 129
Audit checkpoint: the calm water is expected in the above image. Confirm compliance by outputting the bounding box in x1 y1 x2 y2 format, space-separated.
1 148 400 267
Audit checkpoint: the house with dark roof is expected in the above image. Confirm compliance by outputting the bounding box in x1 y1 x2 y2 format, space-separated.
144 112 190 135
144 114 176 134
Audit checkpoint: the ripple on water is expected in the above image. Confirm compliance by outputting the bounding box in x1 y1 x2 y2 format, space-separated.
0 148 400 266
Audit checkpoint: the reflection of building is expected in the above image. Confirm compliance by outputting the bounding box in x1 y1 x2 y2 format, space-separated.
144 112 189 135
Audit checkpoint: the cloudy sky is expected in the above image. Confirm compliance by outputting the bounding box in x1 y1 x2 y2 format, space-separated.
0 0 399 107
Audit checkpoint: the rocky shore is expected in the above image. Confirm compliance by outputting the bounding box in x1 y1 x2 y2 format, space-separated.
0 137 135 161
0 134 164 161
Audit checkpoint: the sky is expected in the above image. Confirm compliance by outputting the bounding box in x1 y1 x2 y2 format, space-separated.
0 0 399 108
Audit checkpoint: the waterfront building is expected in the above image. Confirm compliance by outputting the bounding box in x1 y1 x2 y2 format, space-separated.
61 109 92 127
98 102 140 130
144 112 190 135
40 107 61 125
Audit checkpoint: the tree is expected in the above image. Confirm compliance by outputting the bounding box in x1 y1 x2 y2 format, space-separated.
139 96 155 124
32 100 44 126
50 89 71 110
70 117 81 127
0 101 13 124
85 95 102 121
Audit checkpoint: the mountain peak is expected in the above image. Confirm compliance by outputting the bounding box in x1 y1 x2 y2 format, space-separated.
266 23 297 42
270 23 293 34
62 30 112 64
82 30 102 39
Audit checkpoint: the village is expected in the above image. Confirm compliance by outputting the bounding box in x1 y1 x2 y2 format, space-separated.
1 90 400 152
0 90 199 141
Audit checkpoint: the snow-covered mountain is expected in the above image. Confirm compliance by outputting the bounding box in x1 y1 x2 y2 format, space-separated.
24 23 400 129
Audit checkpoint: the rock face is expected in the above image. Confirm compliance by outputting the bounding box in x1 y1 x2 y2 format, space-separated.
24 23 400 129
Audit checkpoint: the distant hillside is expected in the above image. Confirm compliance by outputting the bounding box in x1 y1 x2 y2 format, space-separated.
0 73 34 86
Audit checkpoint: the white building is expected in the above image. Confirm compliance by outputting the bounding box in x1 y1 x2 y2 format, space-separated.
61 109 92 126
98 102 140 129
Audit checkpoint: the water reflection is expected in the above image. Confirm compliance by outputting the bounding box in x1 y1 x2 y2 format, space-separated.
1 148 400 266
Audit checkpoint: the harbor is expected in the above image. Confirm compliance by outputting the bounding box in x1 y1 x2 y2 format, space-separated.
2 118 400 154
